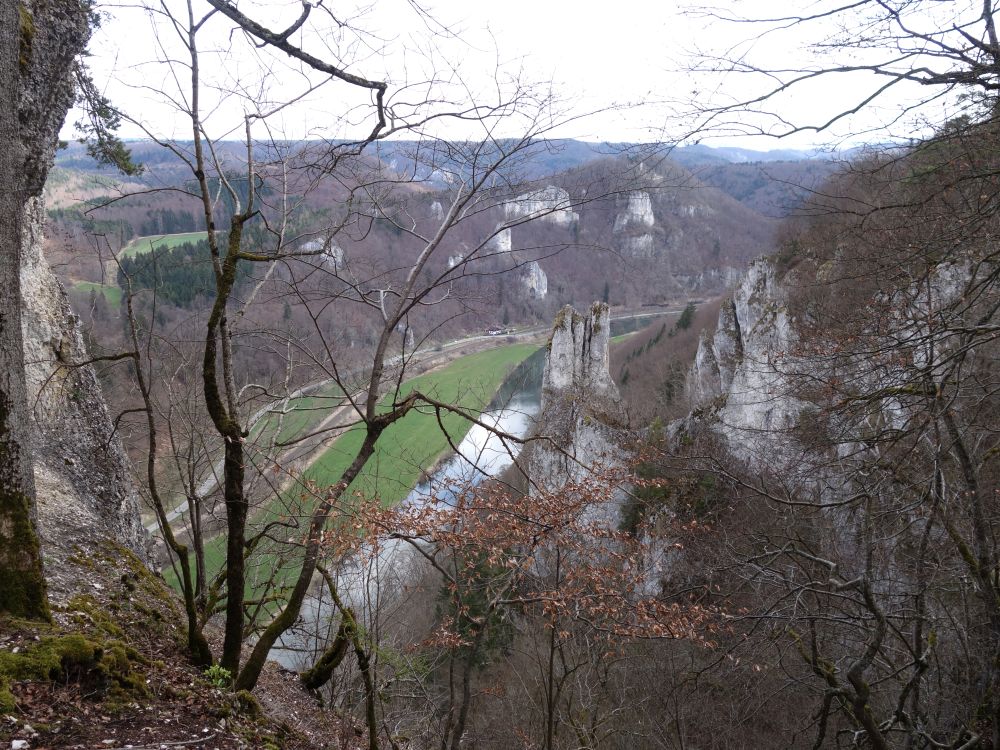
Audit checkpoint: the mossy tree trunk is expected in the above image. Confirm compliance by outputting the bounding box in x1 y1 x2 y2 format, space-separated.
0 0 93 619
0 3 47 620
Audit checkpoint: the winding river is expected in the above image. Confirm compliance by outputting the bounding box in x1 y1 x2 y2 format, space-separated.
271 347 545 668
403 346 545 507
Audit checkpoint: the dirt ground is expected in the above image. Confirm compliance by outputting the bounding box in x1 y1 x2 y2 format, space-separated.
0 541 364 750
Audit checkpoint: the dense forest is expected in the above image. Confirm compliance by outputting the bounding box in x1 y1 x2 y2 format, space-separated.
117 239 251 308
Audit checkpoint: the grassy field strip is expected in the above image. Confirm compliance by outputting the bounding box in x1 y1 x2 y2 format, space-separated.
249 381 350 447
610 331 639 343
299 344 539 503
120 231 209 258
168 343 539 590
72 281 123 307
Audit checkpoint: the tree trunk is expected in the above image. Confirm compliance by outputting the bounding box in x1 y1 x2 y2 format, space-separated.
1 0 99 617
300 615 351 691
0 3 47 620
1 0 146 615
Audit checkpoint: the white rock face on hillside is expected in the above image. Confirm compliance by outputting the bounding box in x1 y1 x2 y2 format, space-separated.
505 185 579 226
323 243 346 271
685 256 974 473
523 261 548 299
301 239 346 271
685 259 799 466
488 226 512 255
20 198 148 585
529 303 628 526
542 303 619 401
613 191 655 232
430 200 444 220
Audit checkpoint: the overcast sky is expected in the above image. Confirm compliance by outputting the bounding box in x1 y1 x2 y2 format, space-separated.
77 0 965 150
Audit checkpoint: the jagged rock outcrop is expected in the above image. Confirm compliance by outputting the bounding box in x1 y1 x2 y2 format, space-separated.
613 191 655 232
683 255 969 470
505 185 579 226
683 259 798 465
21 198 148 578
523 261 547 299
542 304 620 404
613 192 658 258
527 303 628 525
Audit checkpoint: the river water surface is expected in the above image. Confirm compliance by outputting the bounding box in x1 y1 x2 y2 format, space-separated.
271 347 545 668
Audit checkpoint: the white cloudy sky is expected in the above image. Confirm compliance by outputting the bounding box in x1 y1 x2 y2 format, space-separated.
78 0 971 149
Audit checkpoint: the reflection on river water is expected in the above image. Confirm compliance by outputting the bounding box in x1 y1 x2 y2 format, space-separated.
404 345 544 507
271 347 544 668
403 390 539 507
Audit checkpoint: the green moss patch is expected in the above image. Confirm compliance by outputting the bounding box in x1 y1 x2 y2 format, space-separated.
0 633 148 712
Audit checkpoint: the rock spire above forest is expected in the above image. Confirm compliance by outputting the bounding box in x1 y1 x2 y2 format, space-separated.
529 303 628 524
542 302 622 409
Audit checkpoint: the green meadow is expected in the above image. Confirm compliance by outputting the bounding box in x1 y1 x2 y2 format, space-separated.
120 231 209 258
167 343 539 591
72 281 123 307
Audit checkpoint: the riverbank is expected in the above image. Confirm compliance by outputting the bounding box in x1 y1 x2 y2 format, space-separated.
166 343 540 591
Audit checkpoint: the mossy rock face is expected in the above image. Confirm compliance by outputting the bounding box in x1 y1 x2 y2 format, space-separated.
0 447 50 622
66 594 124 637
0 633 149 712
18 4 35 71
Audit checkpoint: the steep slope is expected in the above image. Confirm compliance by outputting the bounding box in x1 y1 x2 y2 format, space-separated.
22 197 148 593
3 0 147 616
646 131 1000 743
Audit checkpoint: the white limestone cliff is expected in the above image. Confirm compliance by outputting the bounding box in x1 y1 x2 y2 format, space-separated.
542 303 620 403
326 244 346 271
613 191 655 232
301 239 346 271
488 226 512 255
21 198 148 586
528 304 628 525
683 259 799 466
505 185 579 227
682 256 966 471
523 261 548 299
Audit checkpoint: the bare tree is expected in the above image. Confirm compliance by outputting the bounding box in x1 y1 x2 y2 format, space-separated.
92 0 634 697
681 0 1000 143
